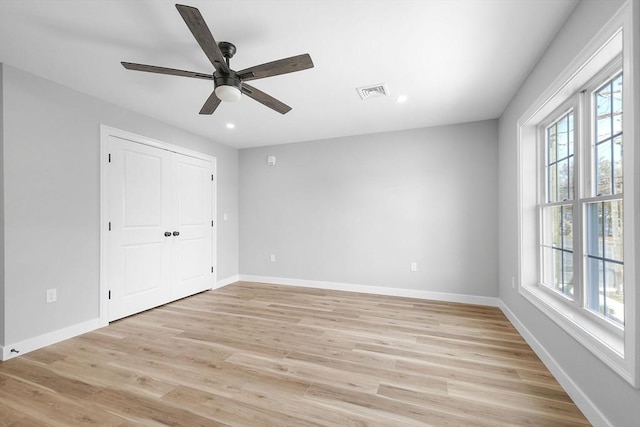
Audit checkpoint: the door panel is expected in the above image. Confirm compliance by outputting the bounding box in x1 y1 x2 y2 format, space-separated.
179 238 206 281
171 153 213 300
123 152 164 227
124 243 163 295
178 161 206 225
108 136 172 321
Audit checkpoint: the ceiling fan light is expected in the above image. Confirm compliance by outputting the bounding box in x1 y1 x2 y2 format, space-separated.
215 85 242 102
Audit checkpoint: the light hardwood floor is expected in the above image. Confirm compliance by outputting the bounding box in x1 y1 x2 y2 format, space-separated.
0 282 589 426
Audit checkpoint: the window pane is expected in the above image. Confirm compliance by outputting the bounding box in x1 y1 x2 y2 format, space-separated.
557 116 568 159
541 247 573 300
548 163 558 202
542 206 562 247
558 159 569 201
553 249 563 293
596 82 612 142
605 262 624 324
587 257 604 313
548 125 557 163
586 202 604 258
603 199 623 261
588 260 624 325
563 250 574 297
586 200 624 325
541 204 573 300
542 205 573 249
541 246 556 288
596 140 612 196
612 74 623 135
545 112 574 203
563 205 573 251
568 113 574 155
568 156 574 200
613 136 623 194
585 200 624 261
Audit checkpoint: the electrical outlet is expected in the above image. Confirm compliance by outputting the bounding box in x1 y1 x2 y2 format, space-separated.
410 262 417 272
46 288 57 303
270 254 276 262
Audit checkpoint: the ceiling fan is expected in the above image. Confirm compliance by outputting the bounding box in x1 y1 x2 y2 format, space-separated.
121 4 314 115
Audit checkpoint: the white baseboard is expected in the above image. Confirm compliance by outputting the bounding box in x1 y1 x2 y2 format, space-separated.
215 274 240 289
498 301 612 427
1 318 102 361
238 275 499 307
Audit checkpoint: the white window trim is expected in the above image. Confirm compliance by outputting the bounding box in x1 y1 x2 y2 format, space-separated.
516 1 638 388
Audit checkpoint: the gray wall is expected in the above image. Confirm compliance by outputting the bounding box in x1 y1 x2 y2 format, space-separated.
498 0 640 426
1 64 239 345
240 120 498 297
0 64 4 345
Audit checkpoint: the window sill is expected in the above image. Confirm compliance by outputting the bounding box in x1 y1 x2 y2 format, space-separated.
520 282 634 384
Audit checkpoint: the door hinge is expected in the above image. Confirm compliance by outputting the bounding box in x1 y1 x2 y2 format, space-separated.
108 290 111 300
211 267 214 273
211 174 214 181
108 222 111 231
108 153 111 163
211 220 214 227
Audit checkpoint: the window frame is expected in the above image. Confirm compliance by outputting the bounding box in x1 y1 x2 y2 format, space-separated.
516 1 638 389
584 59 625 199
536 60 626 337
538 101 579 302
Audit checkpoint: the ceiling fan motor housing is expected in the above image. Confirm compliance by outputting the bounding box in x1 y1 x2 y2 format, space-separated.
214 70 242 102
214 71 242 90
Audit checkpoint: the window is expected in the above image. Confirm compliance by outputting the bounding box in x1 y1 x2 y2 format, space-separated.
539 66 624 327
541 110 575 300
586 73 624 324
516 8 638 388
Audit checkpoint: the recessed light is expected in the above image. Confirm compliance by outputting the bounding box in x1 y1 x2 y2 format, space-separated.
396 95 408 103
226 123 235 129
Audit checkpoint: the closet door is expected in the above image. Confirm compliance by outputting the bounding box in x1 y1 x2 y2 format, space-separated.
170 152 213 300
107 136 172 321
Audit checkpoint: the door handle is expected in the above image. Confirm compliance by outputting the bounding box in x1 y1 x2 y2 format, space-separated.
173 231 180 236
164 232 171 237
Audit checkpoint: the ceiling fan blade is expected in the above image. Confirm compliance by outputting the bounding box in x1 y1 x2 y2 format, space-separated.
237 54 314 81
241 84 292 114
200 91 222 115
175 4 230 74
121 62 213 80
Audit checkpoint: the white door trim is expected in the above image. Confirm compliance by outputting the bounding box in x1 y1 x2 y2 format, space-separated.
99 125 217 326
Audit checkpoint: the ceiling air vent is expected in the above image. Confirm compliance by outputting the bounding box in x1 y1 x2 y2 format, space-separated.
356 83 389 100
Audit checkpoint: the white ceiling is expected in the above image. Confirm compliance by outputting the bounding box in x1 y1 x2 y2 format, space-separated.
0 0 578 149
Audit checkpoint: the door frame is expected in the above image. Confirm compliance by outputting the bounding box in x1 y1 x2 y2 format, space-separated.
99 125 217 326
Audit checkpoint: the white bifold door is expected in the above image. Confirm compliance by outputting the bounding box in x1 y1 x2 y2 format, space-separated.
107 135 214 321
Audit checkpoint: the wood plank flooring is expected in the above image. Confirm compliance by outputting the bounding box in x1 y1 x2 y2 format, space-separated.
0 282 590 426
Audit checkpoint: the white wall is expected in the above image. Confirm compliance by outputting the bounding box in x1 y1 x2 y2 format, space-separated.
0 64 239 346
240 120 498 298
498 1 640 426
